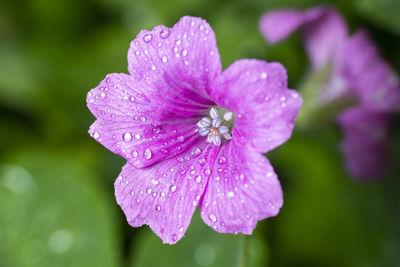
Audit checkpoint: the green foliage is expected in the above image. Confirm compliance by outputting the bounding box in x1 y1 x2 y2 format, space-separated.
0 149 120 267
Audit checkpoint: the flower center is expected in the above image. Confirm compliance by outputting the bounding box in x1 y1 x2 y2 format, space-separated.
196 107 234 146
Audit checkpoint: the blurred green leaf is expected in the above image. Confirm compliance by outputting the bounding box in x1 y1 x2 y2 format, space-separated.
355 0 400 35
270 132 392 266
130 211 268 267
0 149 121 267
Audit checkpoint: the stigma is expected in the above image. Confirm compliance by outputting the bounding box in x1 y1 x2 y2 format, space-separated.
196 107 233 146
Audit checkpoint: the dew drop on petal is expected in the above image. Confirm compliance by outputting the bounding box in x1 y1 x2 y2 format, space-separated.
155 205 161 211
134 134 141 140
123 132 132 142
209 214 217 223
143 34 153 43
195 176 202 183
191 147 202 157
170 185 177 192
160 30 170 39
144 149 152 159
260 72 268 79
132 151 138 157
204 169 211 176
218 157 227 164
93 131 100 139
227 191 235 198
162 56 168 63
171 234 177 242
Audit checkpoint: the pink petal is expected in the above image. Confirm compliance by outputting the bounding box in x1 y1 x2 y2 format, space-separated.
259 6 347 68
199 141 283 234
114 140 219 244
213 59 302 153
338 107 391 180
336 30 400 111
87 73 202 168
127 16 221 100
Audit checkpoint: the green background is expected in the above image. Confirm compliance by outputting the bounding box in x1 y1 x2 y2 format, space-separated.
1 0 399 266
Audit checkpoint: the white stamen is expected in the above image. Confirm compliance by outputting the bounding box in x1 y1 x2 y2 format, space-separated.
223 112 233 121
212 117 221 128
212 135 221 146
199 128 210 136
218 126 229 135
223 133 232 140
197 117 211 128
197 107 234 146
210 108 219 119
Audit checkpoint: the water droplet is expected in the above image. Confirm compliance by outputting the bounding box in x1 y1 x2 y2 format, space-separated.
260 72 268 79
160 192 166 198
144 149 152 159
130 96 135 102
199 158 206 166
195 176 202 183
170 185 177 192
227 191 235 198
181 49 188 56
132 151 138 157
143 34 153 43
218 157 227 164
123 132 132 142
146 188 152 194
151 65 156 71
191 147 202 157
171 234 177 242
135 134 141 140
93 131 100 139
179 226 184 232
204 169 211 176
155 205 161 211
140 116 146 122
100 92 106 98
162 56 168 63
177 136 184 142
152 179 159 185
160 30 170 39
209 214 217 223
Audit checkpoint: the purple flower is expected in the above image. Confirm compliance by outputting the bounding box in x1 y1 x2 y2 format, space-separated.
87 16 302 244
260 6 400 180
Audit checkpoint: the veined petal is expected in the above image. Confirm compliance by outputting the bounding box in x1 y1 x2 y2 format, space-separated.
114 140 218 244
213 59 302 153
259 6 347 68
127 16 221 103
336 30 400 111
87 73 201 168
338 107 392 180
199 141 282 234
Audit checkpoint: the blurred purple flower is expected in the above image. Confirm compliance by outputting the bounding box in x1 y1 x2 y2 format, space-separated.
260 6 400 180
87 16 302 244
